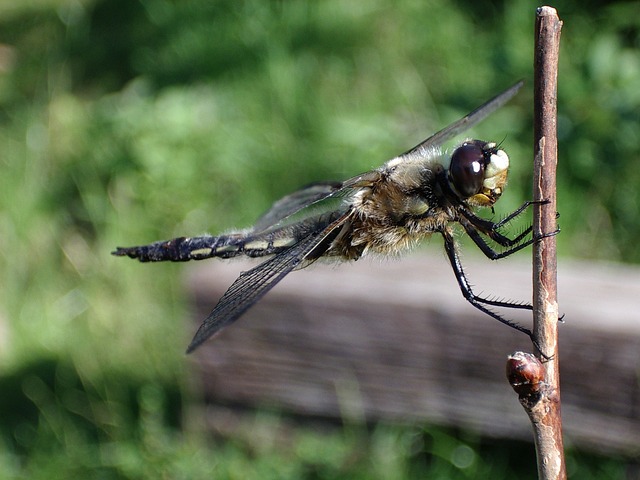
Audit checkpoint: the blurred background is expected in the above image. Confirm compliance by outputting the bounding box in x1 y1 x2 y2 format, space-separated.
1 0 639 478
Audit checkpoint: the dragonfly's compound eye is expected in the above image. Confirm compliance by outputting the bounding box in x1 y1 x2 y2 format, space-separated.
449 142 486 198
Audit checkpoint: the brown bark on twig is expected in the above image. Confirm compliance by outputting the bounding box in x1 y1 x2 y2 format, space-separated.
528 6 565 480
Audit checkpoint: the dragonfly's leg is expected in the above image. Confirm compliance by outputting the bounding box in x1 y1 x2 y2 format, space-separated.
492 200 548 228
461 200 558 247
459 203 559 258
459 209 528 246
459 218 556 261
442 229 533 335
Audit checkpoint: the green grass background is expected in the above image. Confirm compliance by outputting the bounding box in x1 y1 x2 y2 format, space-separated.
1 0 638 478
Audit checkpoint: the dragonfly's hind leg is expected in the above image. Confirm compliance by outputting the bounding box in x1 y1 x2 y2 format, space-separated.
441 228 534 338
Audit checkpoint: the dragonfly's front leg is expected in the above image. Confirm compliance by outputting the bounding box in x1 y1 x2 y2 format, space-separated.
458 200 559 260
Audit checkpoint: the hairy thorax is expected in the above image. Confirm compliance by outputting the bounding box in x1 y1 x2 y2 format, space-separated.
330 170 455 259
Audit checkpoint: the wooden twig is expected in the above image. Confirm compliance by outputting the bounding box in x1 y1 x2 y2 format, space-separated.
507 6 565 480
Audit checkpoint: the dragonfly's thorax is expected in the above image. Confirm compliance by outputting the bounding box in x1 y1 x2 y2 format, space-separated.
328 157 453 258
328 140 510 259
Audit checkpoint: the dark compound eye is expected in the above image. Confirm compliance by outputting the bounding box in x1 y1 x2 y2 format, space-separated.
449 142 486 198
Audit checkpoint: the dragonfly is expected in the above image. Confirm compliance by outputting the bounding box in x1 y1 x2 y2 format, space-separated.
113 80 555 353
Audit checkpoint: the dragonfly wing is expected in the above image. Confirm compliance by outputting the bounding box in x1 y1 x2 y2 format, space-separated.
252 181 344 233
399 81 524 159
252 170 386 233
186 210 352 353
247 84 523 233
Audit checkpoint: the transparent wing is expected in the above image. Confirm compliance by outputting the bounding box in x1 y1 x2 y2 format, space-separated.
250 82 523 232
186 210 352 353
252 181 344 233
399 81 524 159
250 172 381 233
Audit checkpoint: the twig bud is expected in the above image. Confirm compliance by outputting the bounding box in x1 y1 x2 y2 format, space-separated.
506 351 546 407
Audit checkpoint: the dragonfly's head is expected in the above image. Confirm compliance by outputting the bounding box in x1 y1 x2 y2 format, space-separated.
447 140 509 207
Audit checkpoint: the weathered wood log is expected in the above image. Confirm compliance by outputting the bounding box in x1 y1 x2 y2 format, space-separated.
185 248 640 455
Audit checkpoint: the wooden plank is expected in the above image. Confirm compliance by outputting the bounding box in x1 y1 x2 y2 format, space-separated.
185 248 640 455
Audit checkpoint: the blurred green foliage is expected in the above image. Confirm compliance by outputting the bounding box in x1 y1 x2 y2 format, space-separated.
1 0 638 477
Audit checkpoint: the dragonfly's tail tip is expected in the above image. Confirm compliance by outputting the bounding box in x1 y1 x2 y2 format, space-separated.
186 333 208 354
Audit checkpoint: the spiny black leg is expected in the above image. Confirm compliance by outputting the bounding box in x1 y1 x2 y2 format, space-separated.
442 229 534 335
493 200 549 229
459 217 558 261
460 200 553 248
459 210 529 247
471 199 550 232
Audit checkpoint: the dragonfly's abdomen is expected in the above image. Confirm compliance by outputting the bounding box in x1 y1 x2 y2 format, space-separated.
112 232 297 262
